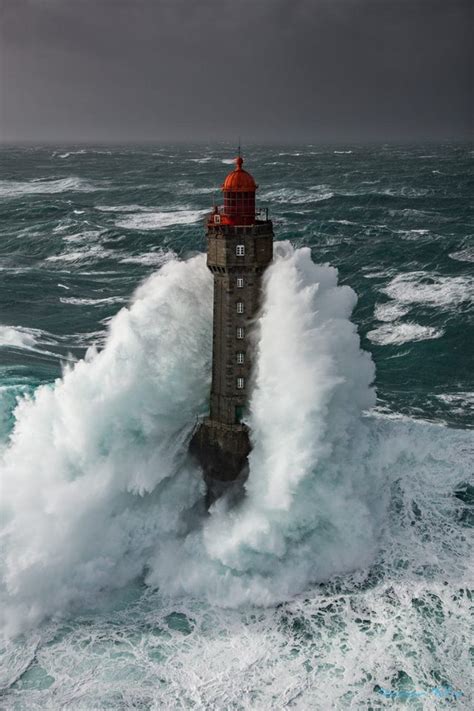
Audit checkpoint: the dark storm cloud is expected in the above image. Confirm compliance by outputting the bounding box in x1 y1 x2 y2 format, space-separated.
0 0 472 143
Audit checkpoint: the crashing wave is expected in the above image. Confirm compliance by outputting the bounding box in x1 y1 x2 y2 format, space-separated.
1 244 470 638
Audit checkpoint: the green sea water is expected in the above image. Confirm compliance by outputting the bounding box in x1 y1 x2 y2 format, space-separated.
0 144 472 709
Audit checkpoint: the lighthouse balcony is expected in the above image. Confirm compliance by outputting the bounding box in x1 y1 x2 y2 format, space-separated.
206 207 270 229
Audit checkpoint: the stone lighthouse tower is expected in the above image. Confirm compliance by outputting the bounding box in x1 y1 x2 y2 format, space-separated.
190 154 274 501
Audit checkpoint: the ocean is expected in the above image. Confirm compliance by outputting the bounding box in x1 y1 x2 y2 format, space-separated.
0 144 472 709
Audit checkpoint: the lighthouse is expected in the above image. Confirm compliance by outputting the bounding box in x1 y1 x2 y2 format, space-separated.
190 154 274 502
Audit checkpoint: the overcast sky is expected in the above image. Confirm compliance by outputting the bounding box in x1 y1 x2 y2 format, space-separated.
0 0 472 143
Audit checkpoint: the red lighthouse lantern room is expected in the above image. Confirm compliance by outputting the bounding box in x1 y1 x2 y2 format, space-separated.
219 155 257 226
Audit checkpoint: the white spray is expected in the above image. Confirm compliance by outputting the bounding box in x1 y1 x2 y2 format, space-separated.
147 243 386 605
0 255 212 634
1 243 395 634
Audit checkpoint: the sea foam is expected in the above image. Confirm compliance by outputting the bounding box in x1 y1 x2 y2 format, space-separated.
367 322 443 346
383 271 474 307
115 209 208 230
0 326 60 358
0 177 100 199
0 326 37 350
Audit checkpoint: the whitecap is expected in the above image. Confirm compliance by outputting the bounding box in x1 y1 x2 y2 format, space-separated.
46 245 114 263
397 228 431 241
383 271 474 307
449 247 474 264
53 149 112 158
436 392 474 414
60 296 127 307
95 204 156 214
189 187 215 195
260 187 334 204
56 150 86 159
63 229 105 244
0 177 101 199
374 302 410 322
52 149 86 159
367 322 443 346
116 209 208 231
341 187 429 199
0 326 38 349
362 269 395 280
120 251 173 266
0 325 61 359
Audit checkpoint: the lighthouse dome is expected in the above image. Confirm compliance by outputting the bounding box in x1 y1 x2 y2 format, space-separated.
222 156 257 192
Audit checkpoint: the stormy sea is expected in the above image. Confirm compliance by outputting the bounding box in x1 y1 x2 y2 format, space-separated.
0 144 472 709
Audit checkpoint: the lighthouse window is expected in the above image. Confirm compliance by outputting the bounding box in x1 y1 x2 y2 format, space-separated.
237 352 245 364
236 301 244 314
237 377 245 390
236 277 244 288
236 244 245 256
236 327 244 339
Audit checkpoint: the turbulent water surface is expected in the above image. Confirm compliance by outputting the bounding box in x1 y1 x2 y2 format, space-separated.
0 145 473 709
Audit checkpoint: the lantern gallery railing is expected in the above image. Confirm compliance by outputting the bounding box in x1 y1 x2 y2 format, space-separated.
207 206 269 224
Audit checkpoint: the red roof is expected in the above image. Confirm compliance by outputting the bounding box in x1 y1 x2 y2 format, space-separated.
222 156 257 192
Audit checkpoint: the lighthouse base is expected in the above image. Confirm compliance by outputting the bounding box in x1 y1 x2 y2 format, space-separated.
189 418 251 506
